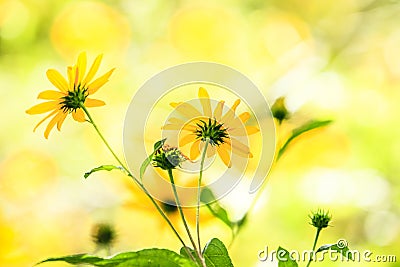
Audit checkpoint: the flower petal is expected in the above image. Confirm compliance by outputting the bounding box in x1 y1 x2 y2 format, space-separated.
217 144 232 167
222 99 240 123
37 90 65 100
245 126 259 135
238 112 250 123
72 109 86 122
67 66 74 90
26 101 59 114
46 69 69 92
179 134 197 147
83 54 103 85
57 111 68 131
198 87 212 117
226 137 252 158
85 98 106 107
190 140 201 160
44 111 65 139
87 68 115 94
213 101 225 121
33 110 58 132
170 102 201 120
76 52 87 85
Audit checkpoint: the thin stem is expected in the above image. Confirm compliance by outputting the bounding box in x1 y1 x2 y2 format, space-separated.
306 228 321 267
79 105 194 261
196 138 209 253
167 169 206 267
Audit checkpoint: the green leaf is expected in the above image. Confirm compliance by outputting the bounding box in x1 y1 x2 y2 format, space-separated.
180 247 201 266
139 138 166 181
203 238 234 267
277 247 298 267
200 188 233 229
84 165 123 179
316 242 354 261
37 249 197 267
278 120 333 159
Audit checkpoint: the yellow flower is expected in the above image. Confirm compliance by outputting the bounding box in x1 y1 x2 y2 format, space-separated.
163 87 259 167
26 52 114 139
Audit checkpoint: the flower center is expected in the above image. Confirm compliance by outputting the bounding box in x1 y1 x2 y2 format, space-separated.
153 145 187 170
195 118 228 146
60 84 88 112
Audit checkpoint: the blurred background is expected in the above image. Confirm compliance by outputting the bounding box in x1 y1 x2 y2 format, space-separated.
0 0 399 266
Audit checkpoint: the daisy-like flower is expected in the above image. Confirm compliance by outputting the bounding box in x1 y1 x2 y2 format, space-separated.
26 52 114 138
163 87 259 167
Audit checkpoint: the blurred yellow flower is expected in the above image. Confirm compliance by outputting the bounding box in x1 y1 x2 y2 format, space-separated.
26 52 114 139
163 87 259 167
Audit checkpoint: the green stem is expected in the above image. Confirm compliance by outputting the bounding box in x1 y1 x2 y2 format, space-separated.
79 105 195 261
196 138 209 253
306 228 321 267
167 169 206 267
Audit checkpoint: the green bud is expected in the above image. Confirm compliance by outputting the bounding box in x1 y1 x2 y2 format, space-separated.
153 145 188 170
309 209 331 229
271 97 290 124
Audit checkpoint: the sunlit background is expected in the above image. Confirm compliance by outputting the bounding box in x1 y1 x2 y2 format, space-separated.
1 0 399 266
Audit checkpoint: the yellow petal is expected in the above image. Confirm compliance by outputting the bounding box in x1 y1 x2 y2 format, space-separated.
57 111 68 131
246 126 259 135
33 110 58 132
72 109 86 122
26 101 59 114
170 102 201 119
67 66 74 90
213 101 225 121
198 87 212 117
239 112 250 123
46 69 69 92
87 68 115 94
83 54 103 85
222 99 241 124
190 140 201 159
170 102 183 108
226 137 252 158
179 134 197 147
167 117 185 126
163 124 182 130
217 144 232 167
85 98 106 107
76 52 87 85
37 90 65 100
44 111 64 139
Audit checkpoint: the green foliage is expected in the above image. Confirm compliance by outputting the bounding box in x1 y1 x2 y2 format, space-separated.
203 238 234 267
37 249 198 267
277 247 298 267
84 165 123 179
277 120 333 159
317 243 354 261
139 138 166 180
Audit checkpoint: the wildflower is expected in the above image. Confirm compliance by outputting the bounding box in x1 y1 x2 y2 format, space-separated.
153 145 189 170
309 209 331 229
26 52 115 138
163 87 259 167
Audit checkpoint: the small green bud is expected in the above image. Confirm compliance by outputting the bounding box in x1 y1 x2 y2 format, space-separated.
153 145 188 170
91 223 116 247
309 209 331 229
271 97 290 124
